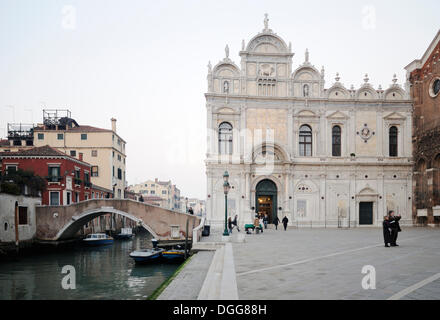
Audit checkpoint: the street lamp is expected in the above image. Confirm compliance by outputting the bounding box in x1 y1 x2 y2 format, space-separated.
223 171 231 236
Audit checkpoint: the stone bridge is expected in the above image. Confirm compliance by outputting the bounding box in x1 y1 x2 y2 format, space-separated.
35 199 201 241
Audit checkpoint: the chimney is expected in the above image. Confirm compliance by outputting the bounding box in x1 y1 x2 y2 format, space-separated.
111 118 117 132
79 153 83 161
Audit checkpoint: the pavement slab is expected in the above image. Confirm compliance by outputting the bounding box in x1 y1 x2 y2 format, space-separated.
232 227 440 300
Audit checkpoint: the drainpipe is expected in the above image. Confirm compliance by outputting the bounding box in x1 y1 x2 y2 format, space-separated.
14 201 19 253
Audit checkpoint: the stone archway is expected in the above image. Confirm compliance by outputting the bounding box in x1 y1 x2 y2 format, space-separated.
255 179 278 223
55 207 157 240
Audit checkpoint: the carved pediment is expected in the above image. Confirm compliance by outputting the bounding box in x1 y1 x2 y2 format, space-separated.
383 112 406 121
217 107 235 114
327 111 349 120
358 186 377 195
296 110 317 118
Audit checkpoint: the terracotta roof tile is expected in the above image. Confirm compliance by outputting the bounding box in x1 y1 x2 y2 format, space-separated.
0 145 90 166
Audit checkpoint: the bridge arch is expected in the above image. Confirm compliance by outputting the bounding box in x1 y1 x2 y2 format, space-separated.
36 199 201 241
55 207 158 241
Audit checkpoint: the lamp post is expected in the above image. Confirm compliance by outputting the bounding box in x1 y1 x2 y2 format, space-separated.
223 171 231 236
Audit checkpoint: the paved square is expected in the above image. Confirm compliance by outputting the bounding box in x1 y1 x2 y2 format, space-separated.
232 227 440 300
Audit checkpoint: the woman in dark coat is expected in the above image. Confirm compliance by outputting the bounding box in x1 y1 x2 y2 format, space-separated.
228 217 233 234
273 216 280 230
282 216 289 231
383 216 392 247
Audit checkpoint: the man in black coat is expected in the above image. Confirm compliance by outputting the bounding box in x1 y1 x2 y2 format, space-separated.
388 210 402 246
383 216 392 247
282 216 289 231
273 216 280 230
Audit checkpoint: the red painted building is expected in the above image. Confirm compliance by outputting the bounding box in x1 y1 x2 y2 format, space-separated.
0 145 112 205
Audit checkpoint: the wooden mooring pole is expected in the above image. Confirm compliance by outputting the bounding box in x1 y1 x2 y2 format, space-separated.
14 201 19 253
184 218 189 259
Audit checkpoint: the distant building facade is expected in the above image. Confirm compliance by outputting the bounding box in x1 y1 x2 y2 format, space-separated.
33 110 127 198
1 110 127 199
205 16 413 228
187 198 206 216
405 30 440 226
128 178 181 210
0 146 111 205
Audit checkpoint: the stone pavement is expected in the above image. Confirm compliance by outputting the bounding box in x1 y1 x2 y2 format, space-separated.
157 251 215 300
232 227 440 300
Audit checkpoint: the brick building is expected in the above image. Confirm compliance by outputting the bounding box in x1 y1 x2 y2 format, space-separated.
405 30 440 226
0 145 112 206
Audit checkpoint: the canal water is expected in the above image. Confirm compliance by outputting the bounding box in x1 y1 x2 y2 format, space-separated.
0 231 180 300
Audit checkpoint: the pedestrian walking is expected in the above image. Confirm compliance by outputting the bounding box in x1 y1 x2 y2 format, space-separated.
263 213 268 229
273 216 280 230
388 210 401 246
383 215 392 247
228 217 233 234
232 214 240 232
282 216 289 231
188 207 194 215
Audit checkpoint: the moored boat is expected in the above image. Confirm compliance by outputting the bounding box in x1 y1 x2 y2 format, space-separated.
129 238 164 264
114 227 134 240
82 233 114 246
161 249 186 262
129 247 164 263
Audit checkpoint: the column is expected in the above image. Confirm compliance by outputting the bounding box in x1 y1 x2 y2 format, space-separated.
377 111 384 157
207 105 213 157
378 173 385 226
287 107 293 158
349 110 356 155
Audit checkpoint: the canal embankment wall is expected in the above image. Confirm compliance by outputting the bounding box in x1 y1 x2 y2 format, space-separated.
0 193 41 253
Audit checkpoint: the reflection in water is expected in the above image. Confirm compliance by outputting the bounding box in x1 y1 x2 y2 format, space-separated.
0 231 179 300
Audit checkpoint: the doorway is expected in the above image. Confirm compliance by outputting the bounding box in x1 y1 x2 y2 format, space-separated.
255 179 277 223
359 202 373 225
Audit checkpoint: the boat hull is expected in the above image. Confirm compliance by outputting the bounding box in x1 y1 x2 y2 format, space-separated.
82 239 114 246
161 251 185 262
114 234 134 240
129 249 164 264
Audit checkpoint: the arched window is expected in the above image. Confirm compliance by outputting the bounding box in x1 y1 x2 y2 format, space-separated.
332 125 341 157
219 122 233 155
299 125 312 157
389 126 398 157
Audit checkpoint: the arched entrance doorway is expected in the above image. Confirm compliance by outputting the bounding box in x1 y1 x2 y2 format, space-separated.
255 179 278 223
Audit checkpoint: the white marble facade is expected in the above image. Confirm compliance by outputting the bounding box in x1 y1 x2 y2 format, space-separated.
205 16 413 228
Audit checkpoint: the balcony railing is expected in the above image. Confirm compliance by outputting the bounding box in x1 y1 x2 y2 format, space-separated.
74 178 82 186
84 181 92 188
46 176 63 183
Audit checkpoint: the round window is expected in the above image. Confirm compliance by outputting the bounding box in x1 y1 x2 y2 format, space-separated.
429 77 440 98
434 79 440 96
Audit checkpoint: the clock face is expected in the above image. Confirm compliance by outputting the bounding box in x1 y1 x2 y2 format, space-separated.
434 79 440 96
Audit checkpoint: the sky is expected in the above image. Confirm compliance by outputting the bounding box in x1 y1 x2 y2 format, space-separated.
0 0 439 199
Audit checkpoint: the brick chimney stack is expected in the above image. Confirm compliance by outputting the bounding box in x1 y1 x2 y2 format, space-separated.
111 118 117 132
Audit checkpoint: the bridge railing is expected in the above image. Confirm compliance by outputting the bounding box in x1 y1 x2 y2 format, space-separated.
192 216 206 245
